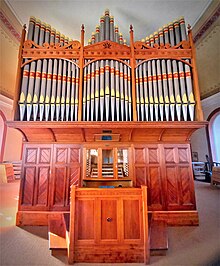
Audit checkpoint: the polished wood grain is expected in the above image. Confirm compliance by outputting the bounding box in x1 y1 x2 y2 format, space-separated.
68 186 149 264
7 121 207 143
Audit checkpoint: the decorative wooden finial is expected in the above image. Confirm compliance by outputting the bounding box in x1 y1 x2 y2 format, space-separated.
130 25 133 32
23 24 26 30
187 24 191 30
81 24 85 31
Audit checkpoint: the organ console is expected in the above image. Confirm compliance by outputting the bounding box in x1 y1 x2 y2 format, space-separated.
7 9 207 264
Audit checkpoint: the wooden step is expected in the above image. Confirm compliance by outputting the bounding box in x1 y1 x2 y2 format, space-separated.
149 219 168 256
48 216 67 251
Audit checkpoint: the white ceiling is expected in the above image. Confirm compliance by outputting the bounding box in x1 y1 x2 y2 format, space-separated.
6 0 212 44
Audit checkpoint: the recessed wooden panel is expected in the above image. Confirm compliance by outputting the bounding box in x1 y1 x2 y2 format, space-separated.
55 148 68 164
25 148 38 164
66 166 80 205
148 166 162 208
76 199 95 240
135 167 147 187
39 148 51 164
134 148 146 164
22 167 35 205
53 167 66 206
148 148 159 164
179 166 193 205
70 148 80 163
36 167 49 206
101 200 117 240
164 148 175 163
178 148 189 164
123 200 140 239
166 166 180 207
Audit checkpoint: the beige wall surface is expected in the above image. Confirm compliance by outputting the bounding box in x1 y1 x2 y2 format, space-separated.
0 1 22 162
0 95 23 162
196 25 220 99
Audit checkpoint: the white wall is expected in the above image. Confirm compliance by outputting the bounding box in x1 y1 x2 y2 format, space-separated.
191 92 220 162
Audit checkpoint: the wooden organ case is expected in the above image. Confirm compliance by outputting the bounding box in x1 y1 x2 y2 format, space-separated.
8 10 207 264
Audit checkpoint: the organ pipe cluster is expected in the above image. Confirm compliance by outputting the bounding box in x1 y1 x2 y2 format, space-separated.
18 12 196 122
19 17 79 121
83 59 132 121
137 17 195 121
88 9 126 45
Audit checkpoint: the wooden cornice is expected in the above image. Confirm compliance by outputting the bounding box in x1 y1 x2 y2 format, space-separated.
7 121 208 144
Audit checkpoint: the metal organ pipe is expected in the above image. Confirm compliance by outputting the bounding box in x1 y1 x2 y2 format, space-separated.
18 13 196 123
33 22 45 121
26 19 40 121
19 16 35 121
105 60 110 121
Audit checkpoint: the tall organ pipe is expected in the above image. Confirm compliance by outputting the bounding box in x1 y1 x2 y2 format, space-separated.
110 60 115 121
119 62 125 120
100 60 105 121
33 22 45 121
156 60 164 121
90 62 95 121
105 60 110 121
83 60 87 121
95 61 100 121
124 63 129 121
70 63 76 121
86 62 91 121
65 60 72 121
39 24 51 121
127 60 132 121
19 16 35 121
135 63 140 121
26 19 40 121
115 61 120 121
104 9 110 40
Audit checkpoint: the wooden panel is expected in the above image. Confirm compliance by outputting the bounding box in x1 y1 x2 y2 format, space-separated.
55 148 68 164
148 166 163 209
22 167 35 205
101 200 117 240
39 148 51 164
148 148 159 164
53 167 66 206
66 166 80 205
135 167 147 187
166 166 180 208
123 199 141 240
69 187 148 264
179 166 194 206
76 199 95 240
36 167 49 206
164 148 175 163
70 148 81 163
25 148 38 164
134 148 145 164
178 148 189 164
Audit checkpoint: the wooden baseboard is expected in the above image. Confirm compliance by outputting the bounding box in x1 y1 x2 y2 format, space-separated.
16 211 70 226
16 210 199 226
150 210 199 226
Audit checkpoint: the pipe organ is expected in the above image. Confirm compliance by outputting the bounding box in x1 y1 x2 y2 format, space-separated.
8 9 207 264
